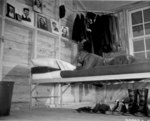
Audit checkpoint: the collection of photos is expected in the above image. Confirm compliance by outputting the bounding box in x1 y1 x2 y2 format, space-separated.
6 0 69 38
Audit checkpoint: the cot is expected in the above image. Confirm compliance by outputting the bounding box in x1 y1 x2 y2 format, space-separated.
30 60 150 109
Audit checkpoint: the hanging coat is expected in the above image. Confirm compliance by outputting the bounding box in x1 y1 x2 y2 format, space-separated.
72 14 87 42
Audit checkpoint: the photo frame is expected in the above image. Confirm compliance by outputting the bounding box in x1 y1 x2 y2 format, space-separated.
50 19 59 34
61 26 69 38
37 15 48 31
15 13 22 21
6 3 15 19
33 0 42 13
21 4 34 26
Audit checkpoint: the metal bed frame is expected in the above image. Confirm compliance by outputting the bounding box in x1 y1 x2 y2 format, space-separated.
30 72 150 109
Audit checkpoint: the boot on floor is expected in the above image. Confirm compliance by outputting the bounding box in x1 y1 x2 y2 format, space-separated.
128 89 139 115
137 88 149 116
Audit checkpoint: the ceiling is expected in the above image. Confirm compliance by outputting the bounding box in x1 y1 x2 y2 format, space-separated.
80 1 141 12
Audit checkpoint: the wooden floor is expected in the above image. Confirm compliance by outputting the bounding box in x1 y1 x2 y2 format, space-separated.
0 103 149 121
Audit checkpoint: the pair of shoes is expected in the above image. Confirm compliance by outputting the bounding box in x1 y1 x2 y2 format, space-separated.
128 89 139 115
128 88 149 116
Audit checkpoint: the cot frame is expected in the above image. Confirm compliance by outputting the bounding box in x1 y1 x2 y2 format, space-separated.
30 72 150 109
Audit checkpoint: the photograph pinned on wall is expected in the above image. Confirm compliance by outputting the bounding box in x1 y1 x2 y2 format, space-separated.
61 26 69 38
50 19 59 34
15 13 22 21
21 5 34 26
37 15 48 31
6 0 22 21
6 3 15 19
33 0 42 13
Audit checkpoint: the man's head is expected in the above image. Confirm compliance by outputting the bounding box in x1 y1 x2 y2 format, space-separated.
35 0 42 7
77 50 88 64
23 8 29 16
40 17 45 24
9 6 14 13
62 27 67 33
52 22 56 27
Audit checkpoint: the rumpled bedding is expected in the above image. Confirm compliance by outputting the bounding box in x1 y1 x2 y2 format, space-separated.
31 55 150 79
60 54 150 78
107 54 136 65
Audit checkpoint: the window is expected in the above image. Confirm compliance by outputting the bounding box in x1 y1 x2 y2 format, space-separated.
129 7 150 59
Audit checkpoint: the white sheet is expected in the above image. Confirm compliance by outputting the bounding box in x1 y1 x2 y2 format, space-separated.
31 58 76 70
32 70 62 80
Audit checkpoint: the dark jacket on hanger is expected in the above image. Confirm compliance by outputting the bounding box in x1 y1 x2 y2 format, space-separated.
72 12 120 56
72 13 94 53
92 14 120 56
72 14 87 42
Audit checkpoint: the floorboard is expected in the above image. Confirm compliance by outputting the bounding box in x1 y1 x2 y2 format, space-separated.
0 103 149 121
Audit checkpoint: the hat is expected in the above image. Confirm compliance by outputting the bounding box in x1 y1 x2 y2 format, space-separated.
86 12 96 20
59 5 66 18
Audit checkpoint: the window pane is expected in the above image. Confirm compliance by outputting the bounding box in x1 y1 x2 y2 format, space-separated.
134 52 145 59
133 39 144 52
145 23 150 35
132 25 144 37
131 11 142 25
146 38 150 50
144 8 150 22
147 51 150 59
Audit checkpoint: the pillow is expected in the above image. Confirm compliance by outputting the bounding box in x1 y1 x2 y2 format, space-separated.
31 58 60 69
56 60 76 70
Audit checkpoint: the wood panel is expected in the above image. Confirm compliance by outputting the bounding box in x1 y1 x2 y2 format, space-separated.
0 19 2 35
3 40 31 63
2 20 32 102
0 18 3 80
60 39 76 63
4 22 32 44
42 0 55 18
1 0 78 105
36 32 58 58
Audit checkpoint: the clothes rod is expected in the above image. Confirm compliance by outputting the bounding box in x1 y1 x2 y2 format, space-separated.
74 9 114 14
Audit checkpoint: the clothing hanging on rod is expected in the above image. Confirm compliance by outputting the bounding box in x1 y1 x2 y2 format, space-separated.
72 10 120 56
72 13 94 53
91 14 120 56
73 9 115 14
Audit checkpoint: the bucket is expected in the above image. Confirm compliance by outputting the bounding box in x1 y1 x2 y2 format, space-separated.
0 81 14 116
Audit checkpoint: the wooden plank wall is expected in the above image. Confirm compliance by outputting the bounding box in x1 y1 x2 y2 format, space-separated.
2 21 32 102
36 32 58 58
1 0 80 103
0 0 85 105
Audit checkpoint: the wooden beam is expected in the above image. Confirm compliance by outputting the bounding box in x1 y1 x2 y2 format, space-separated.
32 72 150 84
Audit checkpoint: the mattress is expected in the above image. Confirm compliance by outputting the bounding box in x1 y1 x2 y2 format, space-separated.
32 61 150 80
60 61 150 78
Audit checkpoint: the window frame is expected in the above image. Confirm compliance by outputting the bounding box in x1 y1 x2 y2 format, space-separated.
128 6 150 59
